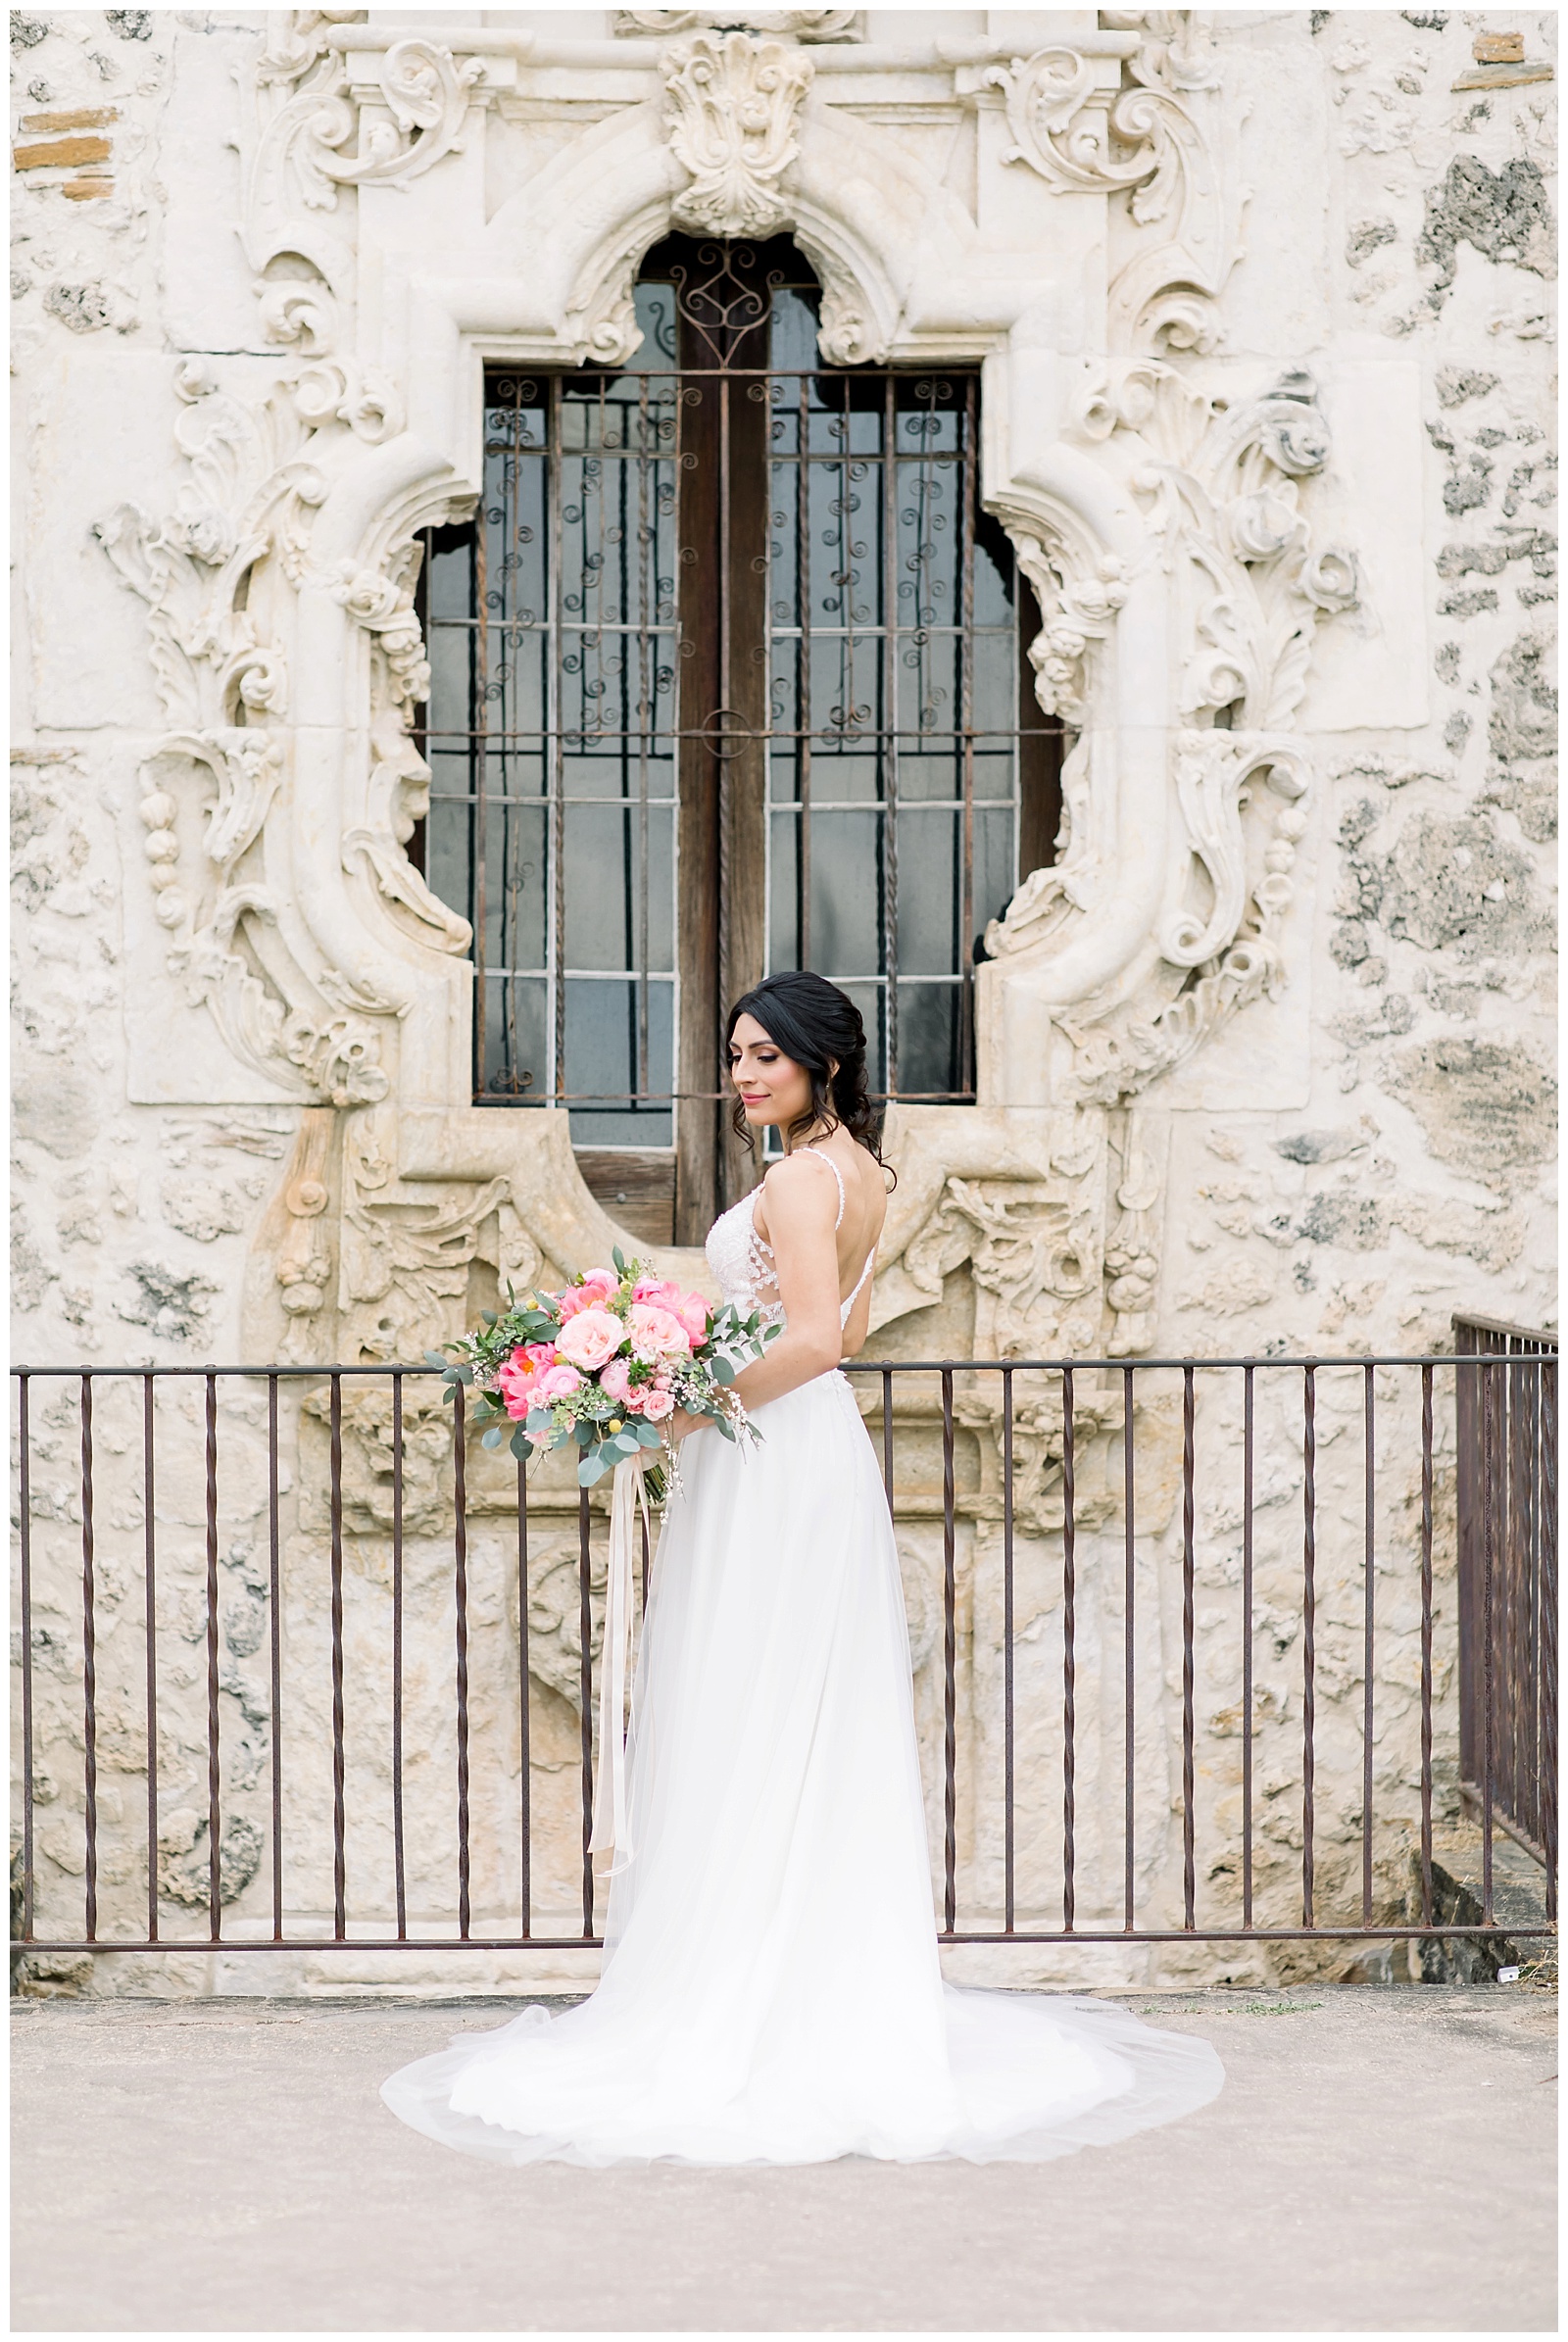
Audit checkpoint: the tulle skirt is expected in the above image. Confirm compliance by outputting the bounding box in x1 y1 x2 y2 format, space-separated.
382 1371 1222 2166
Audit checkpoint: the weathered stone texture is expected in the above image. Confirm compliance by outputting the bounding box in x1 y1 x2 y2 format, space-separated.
9 8 1556 1993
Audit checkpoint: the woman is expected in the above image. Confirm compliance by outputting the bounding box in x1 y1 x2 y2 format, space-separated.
382 972 1221 2166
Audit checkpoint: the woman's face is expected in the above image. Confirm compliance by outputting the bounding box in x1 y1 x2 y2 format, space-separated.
728 1012 814 1134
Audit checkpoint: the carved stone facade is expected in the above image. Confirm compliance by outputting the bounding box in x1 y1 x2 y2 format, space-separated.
12 9 1557 1991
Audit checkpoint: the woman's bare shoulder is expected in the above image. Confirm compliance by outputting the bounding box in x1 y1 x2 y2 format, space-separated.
760 1149 842 1210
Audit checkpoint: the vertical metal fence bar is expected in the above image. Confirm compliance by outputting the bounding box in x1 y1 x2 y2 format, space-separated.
1061 1364 1076 1933
1123 1364 1135 1932
267 1374 282 1943
941 1366 956 1935
578 1486 595 1939
1521 1350 1540 1846
142 1374 160 1944
1242 1364 1254 1929
79 1376 99 1943
1419 1362 1435 1927
329 1373 346 1941
518 1454 532 1939
1003 1365 1015 1936
1541 1355 1557 1920
454 1382 471 1941
204 1373 220 1942
1480 1353 1495 1924
19 1375 34 1941
880 369 899 1095
1301 1363 1317 1930
1362 1363 1375 1926
474 416 491 1096
391 1374 407 1942
1503 1347 1520 1835
1181 1364 1196 1931
550 374 567 1102
882 1369 894 1512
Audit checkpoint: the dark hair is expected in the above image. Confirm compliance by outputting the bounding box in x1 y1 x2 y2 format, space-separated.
726 970 892 1175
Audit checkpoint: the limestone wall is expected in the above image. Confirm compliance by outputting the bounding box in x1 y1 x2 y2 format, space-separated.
11 7 1555 1994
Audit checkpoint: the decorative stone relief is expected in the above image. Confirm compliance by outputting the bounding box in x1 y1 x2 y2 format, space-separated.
982 10 1242 354
96 341 468 1110
663 31 814 238
248 31 485 219
617 10 861 36
980 364 1350 1117
272 1109 335 1362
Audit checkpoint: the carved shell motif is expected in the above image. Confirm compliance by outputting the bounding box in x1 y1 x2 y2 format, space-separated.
664 32 814 239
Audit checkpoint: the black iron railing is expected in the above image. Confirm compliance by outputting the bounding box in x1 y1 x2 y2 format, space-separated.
11 1351 1557 1961
1454 1317 1558 1910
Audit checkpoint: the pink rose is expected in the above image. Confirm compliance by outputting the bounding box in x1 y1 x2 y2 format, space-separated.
640 1385 675 1422
600 1357 633 1405
631 1279 708 1344
555 1307 623 1373
627 1302 690 1362
535 1362 584 1403
557 1267 619 1321
497 1341 560 1421
671 1289 710 1344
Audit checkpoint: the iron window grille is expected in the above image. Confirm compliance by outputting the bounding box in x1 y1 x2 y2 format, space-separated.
416 238 1064 1240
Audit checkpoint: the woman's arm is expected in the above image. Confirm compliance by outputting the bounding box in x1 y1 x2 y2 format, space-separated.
676 1154 844 1433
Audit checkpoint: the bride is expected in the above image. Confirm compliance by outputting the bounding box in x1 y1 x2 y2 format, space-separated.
383 971 1222 2166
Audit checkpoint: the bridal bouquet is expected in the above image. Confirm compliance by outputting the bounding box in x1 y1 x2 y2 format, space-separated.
428 1247 777 1497
430 1249 776 1877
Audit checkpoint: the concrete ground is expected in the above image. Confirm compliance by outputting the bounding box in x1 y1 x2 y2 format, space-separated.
10 1986 1557 2334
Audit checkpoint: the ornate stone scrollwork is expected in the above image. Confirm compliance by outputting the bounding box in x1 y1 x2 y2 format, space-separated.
663 31 814 237
96 351 463 1108
1011 540 1130 730
284 39 484 212
988 47 1169 204
984 13 1242 353
981 362 1347 1119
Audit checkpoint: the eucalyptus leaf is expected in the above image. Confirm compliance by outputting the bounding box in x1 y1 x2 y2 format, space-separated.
510 1428 532 1461
480 1426 503 1450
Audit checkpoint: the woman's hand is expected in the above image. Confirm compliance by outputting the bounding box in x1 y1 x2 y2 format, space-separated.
669 1405 710 1442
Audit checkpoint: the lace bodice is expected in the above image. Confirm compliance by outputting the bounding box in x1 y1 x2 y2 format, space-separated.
705 1147 875 1332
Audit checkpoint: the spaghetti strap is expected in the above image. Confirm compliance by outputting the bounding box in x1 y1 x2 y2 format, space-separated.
795 1144 846 1230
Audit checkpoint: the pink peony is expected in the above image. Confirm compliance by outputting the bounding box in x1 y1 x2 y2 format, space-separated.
640 1385 675 1422
534 1362 584 1403
555 1307 624 1373
600 1357 634 1405
557 1267 619 1321
497 1341 560 1421
627 1302 690 1362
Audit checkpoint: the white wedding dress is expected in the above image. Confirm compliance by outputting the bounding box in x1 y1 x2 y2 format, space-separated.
382 1154 1222 2167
